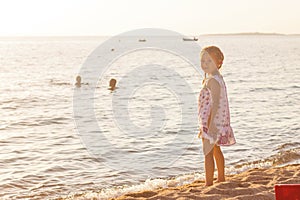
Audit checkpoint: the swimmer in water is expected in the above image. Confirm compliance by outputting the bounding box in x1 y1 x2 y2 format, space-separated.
75 75 81 87
109 78 117 91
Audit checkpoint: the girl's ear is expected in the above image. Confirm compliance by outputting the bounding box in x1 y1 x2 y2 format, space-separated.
218 59 223 68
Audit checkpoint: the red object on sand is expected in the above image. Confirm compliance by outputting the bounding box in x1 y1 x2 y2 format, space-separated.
275 184 300 200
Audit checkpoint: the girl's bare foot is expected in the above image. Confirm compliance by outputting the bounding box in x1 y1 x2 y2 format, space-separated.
205 182 213 187
216 178 225 183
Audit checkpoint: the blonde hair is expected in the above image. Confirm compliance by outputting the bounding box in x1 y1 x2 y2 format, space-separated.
200 46 224 85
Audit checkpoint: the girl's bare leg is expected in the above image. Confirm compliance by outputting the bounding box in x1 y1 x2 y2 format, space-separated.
213 145 225 182
204 148 215 186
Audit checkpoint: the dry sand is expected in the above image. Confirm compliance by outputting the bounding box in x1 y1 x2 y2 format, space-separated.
111 164 300 200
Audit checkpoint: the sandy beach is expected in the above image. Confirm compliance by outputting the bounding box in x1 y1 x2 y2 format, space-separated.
111 164 300 200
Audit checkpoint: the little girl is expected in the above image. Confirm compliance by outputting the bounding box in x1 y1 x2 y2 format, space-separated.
197 46 236 186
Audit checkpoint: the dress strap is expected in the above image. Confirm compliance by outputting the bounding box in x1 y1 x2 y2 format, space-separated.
208 74 223 85
203 74 223 88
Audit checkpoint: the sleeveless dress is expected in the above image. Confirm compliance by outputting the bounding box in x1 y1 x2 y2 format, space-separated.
198 74 236 150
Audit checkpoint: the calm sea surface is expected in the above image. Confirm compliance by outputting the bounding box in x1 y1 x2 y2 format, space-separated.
0 36 299 199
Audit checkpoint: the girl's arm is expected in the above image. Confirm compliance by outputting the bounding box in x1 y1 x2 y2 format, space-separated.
207 78 221 139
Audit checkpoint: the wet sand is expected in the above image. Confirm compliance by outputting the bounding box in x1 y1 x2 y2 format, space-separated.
112 164 300 200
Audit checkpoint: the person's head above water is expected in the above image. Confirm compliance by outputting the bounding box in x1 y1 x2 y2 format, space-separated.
75 75 81 87
109 78 117 90
76 75 81 83
200 46 224 76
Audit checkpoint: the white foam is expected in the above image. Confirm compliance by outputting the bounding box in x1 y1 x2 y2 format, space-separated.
64 172 205 200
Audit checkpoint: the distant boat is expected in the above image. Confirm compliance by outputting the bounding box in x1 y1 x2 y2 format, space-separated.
183 37 198 41
138 39 146 42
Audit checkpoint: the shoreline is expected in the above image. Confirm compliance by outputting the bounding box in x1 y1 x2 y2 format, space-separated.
111 164 300 200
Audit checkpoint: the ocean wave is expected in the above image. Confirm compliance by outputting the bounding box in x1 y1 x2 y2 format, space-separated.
248 85 300 92
231 143 300 172
7 117 71 128
249 87 285 92
58 144 300 200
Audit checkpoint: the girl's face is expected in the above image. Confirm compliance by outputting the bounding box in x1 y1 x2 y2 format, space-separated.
200 52 219 74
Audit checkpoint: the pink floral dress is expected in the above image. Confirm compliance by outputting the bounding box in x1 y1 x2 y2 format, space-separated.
198 74 236 149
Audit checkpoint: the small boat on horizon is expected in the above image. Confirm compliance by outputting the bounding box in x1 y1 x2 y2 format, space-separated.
138 39 146 42
182 37 198 41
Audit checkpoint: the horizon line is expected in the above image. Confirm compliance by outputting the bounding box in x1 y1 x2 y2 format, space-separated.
0 32 300 37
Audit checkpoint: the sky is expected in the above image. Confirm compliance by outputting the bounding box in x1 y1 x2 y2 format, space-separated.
0 0 299 36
